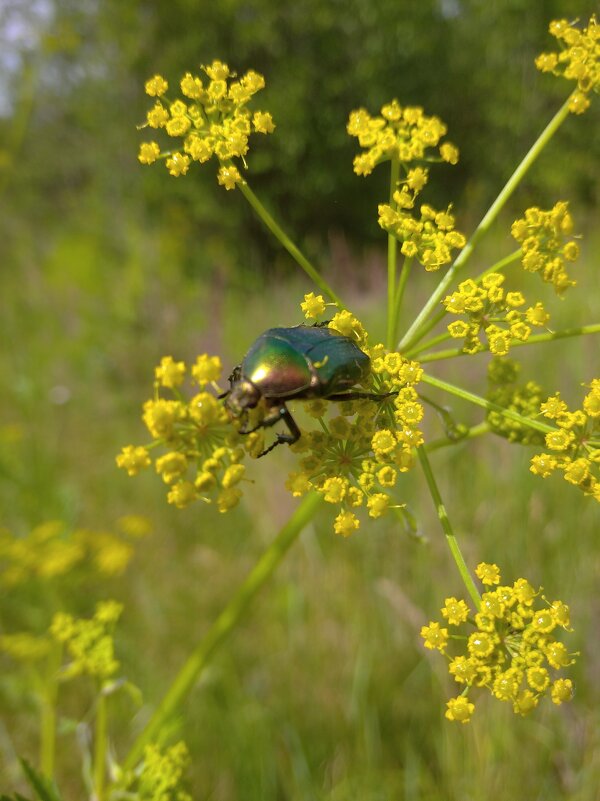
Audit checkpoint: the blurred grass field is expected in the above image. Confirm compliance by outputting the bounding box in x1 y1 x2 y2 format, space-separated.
0 201 598 799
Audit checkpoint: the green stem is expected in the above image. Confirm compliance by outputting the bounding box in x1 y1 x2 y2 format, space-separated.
93 689 108 801
398 94 574 353
387 158 401 350
392 257 412 347
237 180 343 307
123 492 322 770
418 323 600 363
420 373 554 434
404 249 523 356
407 330 452 358
39 642 62 779
417 447 481 608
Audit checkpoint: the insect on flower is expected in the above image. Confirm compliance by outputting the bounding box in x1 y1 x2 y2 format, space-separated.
221 325 395 456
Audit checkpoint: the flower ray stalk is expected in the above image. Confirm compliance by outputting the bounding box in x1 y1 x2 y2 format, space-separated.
417 446 481 608
418 323 600 363
421 373 555 434
122 492 322 772
387 157 400 350
398 94 574 353
93 690 108 801
237 180 343 307
40 642 62 779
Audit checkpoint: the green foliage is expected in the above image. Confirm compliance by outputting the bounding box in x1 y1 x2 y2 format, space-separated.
18 761 63 801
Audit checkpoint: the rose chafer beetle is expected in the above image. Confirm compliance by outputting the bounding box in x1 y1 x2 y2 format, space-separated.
221 325 394 456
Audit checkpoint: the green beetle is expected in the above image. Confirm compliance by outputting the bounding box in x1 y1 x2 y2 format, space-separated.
222 325 393 456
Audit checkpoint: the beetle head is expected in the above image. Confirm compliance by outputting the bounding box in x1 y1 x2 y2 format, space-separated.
224 378 261 417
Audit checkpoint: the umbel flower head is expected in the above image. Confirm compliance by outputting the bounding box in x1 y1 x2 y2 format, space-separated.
443 274 550 356
138 60 275 186
50 601 124 682
119 741 192 801
118 298 426 535
511 202 581 295
485 358 545 446
117 354 260 512
287 297 425 537
536 16 600 114
421 563 577 723
530 379 600 502
348 101 465 272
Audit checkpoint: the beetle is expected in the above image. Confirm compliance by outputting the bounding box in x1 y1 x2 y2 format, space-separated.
221 325 394 456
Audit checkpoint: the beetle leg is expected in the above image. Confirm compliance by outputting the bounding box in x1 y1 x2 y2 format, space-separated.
252 405 302 458
325 390 398 402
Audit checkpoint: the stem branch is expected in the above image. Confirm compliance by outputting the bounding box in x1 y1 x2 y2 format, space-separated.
123 492 322 770
238 180 343 307
417 447 481 608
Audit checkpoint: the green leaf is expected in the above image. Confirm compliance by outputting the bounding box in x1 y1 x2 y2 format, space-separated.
18 760 64 801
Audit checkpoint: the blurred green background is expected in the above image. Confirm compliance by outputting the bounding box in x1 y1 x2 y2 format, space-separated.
1 0 599 798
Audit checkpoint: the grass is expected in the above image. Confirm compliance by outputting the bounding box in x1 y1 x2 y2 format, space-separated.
0 211 598 799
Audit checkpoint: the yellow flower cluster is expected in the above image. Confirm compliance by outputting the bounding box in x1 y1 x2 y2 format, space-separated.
347 101 459 177
138 60 275 185
120 741 191 801
443 274 550 355
536 16 600 114
486 358 545 446
50 601 123 682
286 298 424 536
530 381 600 501
511 202 580 295
378 195 466 271
421 563 577 723
117 355 260 512
0 518 149 586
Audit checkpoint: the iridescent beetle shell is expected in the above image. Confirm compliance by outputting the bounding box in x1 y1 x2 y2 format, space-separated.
242 325 370 399
222 325 381 457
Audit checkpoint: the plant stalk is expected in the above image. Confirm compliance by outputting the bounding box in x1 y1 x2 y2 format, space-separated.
417 323 600 363
237 180 343 307
417 447 481 608
123 491 322 770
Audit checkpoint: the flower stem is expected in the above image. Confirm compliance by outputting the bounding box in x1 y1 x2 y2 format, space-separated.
398 94 574 353
418 323 600 363
123 491 322 770
417 446 481 608
392 257 412 347
237 180 343 307
420 372 554 434
387 158 400 350
39 642 61 779
93 689 108 801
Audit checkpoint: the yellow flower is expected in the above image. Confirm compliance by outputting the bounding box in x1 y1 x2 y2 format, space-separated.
445 696 475 723
421 622 448 651
191 354 222 387
475 562 501 585
145 75 168 96
217 165 241 190
441 597 470 626
116 445 151 476
333 511 360 537
300 292 326 319
138 142 161 165
165 152 190 177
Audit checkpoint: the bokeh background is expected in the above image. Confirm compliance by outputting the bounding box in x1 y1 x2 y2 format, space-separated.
1 0 599 798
